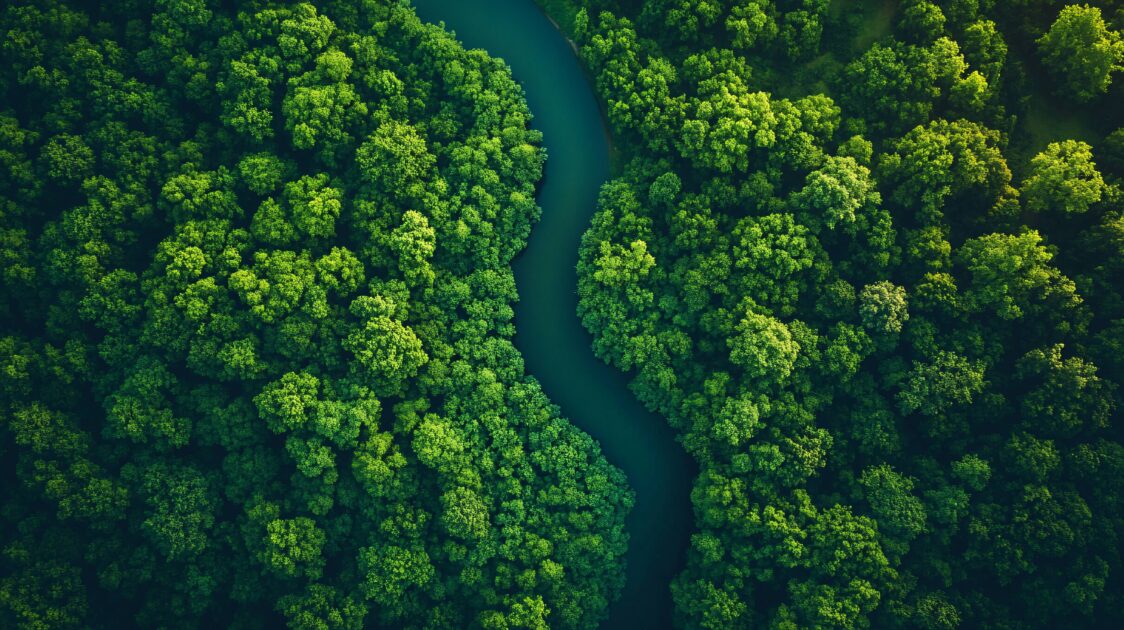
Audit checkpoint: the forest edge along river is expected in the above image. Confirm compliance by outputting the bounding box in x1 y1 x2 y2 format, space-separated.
411 1 695 628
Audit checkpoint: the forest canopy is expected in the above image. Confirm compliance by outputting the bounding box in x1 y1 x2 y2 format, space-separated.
4 0 1124 628
0 1 633 628
550 0 1124 627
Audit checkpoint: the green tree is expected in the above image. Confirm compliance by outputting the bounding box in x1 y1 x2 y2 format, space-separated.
254 371 320 434
859 464 927 549
440 487 490 541
39 134 94 186
356 121 434 194
358 544 435 609
1016 344 1115 438
1021 140 1107 215
343 305 427 398
260 517 327 579
859 281 909 336
791 155 881 231
136 464 216 561
1037 4 1124 102
897 350 986 417
728 307 800 384
879 118 1010 223
276 584 366 630
954 231 1081 322
286 173 342 239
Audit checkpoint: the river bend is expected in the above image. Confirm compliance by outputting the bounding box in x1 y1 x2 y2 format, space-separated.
411 1 694 627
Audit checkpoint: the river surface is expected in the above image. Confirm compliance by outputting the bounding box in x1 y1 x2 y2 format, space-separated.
410 1 694 627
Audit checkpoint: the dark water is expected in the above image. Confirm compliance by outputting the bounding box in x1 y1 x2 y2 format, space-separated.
410 1 694 627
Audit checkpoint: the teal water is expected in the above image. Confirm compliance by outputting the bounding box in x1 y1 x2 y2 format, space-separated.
410 1 695 627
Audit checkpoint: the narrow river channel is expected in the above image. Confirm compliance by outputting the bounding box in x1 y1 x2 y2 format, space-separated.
410 1 695 627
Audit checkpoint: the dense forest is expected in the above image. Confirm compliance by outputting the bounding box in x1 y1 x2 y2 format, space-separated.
543 0 1124 628
3 0 1124 628
0 1 635 627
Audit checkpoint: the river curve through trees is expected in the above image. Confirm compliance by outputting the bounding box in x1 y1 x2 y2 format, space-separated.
410 1 694 627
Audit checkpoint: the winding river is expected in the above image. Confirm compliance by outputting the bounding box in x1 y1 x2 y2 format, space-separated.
411 1 695 627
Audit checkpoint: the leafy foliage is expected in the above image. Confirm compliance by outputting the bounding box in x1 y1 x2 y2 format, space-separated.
558 0 1124 627
0 1 631 628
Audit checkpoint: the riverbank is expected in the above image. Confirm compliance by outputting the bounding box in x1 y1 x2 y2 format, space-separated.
410 2 695 627
530 0 623 172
